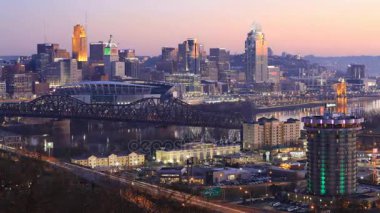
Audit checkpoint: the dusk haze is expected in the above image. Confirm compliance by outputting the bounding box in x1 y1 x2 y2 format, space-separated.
1 0 380 56
2 1 380 213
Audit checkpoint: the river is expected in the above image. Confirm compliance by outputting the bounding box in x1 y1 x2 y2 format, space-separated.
5 97 380 159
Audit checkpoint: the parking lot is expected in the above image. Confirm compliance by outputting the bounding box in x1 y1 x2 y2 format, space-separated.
238 197 312 212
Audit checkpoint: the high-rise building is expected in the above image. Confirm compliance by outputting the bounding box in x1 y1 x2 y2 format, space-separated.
112 61 126 78
302 114 363 196
11 73 35 99
89 42 105 63
208 48 230 80
103 35 119 79
178 38 201 74
347 64 365 80
45 59 82 87
161 47 177 61
242 117 301 150
119 49 136 60
37 43 59 62
125 58 140 78
54 49 70 60
245 24 268 84
209 48 229 64
157 47 178 74
59 59 82 84
72 24 88 62
200 60 218 81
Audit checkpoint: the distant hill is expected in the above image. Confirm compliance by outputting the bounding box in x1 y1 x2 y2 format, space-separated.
0 56 21 61
304 55 380 76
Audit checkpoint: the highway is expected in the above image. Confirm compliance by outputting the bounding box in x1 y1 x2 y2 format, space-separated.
0 145 266 213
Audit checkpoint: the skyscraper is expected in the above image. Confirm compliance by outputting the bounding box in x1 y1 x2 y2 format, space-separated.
119 49 136 60
347 64 365 80
103 35 119 79
157 47 178 73
245 24 268 84
72 24 88 62
178 38 201 74
89 42 105 63
302 114 363 196
161 47 177 61
37 43 59 62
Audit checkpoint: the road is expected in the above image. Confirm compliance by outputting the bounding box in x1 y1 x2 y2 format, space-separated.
0 145 269 213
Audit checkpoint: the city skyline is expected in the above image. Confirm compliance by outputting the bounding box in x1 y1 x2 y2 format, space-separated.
2 0 380 57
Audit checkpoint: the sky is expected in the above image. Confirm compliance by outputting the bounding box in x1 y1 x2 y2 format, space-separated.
1 0 380 57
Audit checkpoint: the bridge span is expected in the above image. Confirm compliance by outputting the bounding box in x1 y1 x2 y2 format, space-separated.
0 95 243 129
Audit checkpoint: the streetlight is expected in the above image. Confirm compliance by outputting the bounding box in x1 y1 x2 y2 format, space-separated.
245 190 252 204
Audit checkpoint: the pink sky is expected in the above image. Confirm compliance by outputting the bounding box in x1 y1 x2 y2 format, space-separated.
1 0 380 56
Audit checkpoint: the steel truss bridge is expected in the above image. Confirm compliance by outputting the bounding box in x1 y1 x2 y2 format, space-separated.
0 95 243 129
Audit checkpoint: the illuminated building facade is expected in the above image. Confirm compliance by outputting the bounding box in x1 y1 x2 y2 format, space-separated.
334 79 348 114
155 143 241 165
178 38 202 74
302 115 363 196
243 117 301 150
71 152 145 168
164 73 202 97
245 24 268 84
44 59 82 87
103 35 119 79
54 81 173 104
72 24 88 62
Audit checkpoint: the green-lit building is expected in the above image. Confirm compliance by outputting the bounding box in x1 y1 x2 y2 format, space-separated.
302 114 363 196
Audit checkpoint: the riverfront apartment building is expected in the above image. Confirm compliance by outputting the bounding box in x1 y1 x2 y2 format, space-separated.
155 143 241 165
242 117 301 150
303 114 363 196
71 152 145 168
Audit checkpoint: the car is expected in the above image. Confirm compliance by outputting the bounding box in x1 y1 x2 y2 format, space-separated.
272 202 281 207
287 206 299 212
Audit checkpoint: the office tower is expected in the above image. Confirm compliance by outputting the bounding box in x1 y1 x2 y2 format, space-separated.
89 42 105 63
72 24 88 62
125 58 140 78
303 114 363 196
44 59 82 86
347 64 365 80
209 48 230 80
11 73 35 99
200 60 218 81
60 59 82 84
162 47 177 61
335 79 348 114
111 61 125 78
54 49 70 60
268 66 282 92
178 38 201 74
37 43 59 62
245 24 268 84
103 35 119 79
119 49 136 60
157 47 177 73
267 66 281 84
209 48 229 64
242 117 301 150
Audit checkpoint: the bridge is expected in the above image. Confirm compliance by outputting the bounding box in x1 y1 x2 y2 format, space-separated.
0 95 243 129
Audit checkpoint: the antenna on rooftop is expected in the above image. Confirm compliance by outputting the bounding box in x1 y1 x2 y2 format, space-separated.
43 19 47 43
85 11 88 32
